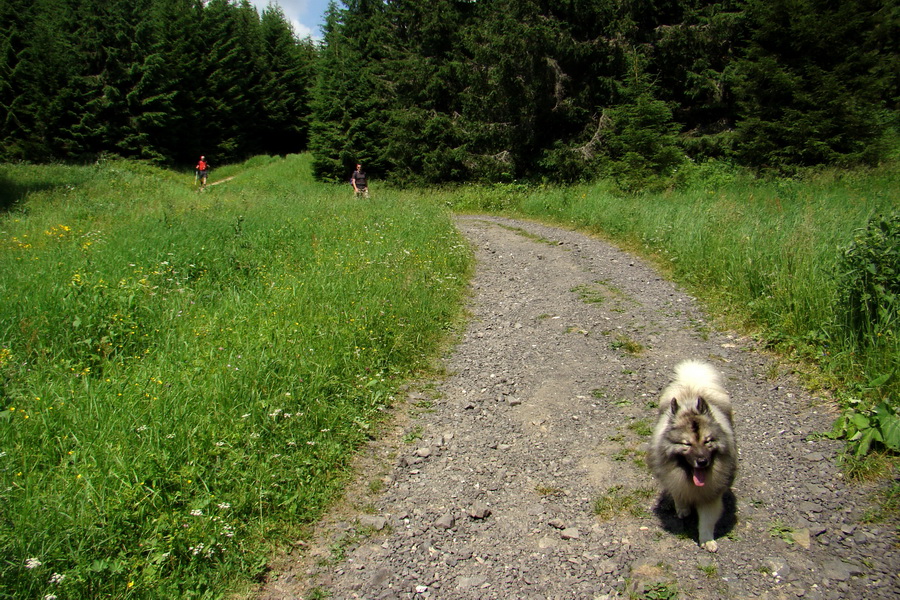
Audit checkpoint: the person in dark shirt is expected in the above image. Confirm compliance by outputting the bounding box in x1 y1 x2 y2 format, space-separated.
350 163 369 198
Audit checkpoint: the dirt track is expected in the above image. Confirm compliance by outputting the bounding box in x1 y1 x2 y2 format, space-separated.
257 215 899 600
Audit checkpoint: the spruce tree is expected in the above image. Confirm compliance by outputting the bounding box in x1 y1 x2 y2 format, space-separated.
309 0 392 182
149 0 205 165
648 0 746 159
259 5 316 155
0 0 72 160
380 0 474 183
602 52 685 193
199 0 266 161
731 0 893 169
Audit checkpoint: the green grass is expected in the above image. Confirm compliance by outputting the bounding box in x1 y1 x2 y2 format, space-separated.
0 155 471 598
593 485 654 520
768 520 798 544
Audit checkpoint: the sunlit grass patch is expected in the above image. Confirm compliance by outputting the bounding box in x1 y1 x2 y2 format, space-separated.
0 155 471 598
593 485 655 520
611 335 646 356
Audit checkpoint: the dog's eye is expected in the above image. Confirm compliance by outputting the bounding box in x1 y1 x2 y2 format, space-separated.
704 437 716 445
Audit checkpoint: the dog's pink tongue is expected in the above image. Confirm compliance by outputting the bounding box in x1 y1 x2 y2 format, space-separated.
692 468 706 487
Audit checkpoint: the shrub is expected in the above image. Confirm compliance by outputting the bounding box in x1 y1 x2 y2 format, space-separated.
835 210 900 344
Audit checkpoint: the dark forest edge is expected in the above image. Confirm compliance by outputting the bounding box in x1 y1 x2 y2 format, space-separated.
2 0 898 190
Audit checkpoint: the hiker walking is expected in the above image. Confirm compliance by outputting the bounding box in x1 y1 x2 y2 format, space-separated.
350 163 369 198
196 156 209 188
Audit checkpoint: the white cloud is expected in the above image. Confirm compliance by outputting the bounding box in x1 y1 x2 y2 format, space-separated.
249 0 324 39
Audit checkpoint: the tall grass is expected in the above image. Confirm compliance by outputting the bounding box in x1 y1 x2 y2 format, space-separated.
443 163 900 416
0 155 471 598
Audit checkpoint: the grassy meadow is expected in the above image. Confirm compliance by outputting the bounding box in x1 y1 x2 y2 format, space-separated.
0 155 471 598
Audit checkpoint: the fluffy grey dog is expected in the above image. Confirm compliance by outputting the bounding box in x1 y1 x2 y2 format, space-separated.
648 360 737 552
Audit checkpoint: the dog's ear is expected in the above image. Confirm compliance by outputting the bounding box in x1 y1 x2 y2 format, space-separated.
669 397 680 415
696 396 710 414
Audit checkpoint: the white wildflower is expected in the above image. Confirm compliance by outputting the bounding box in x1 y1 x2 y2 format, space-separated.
25 557 41 569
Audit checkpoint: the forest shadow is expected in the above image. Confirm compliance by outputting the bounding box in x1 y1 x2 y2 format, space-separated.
0 174 59 212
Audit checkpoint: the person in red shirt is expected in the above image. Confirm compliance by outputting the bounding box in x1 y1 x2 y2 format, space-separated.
196 156 209 188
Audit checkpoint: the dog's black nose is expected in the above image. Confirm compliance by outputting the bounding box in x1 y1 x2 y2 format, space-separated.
695 457 709 468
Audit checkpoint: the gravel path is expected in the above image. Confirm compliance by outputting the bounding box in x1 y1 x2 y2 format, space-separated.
257 215 899 600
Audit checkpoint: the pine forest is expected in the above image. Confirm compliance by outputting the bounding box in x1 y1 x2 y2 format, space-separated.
1 0 898 185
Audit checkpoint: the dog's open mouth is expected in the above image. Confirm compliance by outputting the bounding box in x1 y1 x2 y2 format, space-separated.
692 468 707 487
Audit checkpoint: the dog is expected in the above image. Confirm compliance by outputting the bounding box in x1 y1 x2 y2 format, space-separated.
648 360 737 552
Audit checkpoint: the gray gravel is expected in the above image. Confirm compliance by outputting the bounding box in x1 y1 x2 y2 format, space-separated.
257 215 899 600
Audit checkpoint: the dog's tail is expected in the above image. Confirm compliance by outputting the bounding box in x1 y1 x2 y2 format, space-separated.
674 360 722 388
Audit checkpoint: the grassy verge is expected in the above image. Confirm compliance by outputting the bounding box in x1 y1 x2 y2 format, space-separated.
440 162 900 463
0 155 471 598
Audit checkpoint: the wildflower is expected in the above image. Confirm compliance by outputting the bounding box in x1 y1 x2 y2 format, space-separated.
217 502 231 510
44 595 57 600
25 557 41 569
190 509 203 516
49 572 65 585
241 413 250 419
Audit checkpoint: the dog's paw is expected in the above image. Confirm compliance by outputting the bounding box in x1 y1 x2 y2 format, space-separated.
701 539 719 553
675 507 691 519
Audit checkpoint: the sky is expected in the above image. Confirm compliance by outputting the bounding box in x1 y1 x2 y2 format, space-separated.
248 0 332 39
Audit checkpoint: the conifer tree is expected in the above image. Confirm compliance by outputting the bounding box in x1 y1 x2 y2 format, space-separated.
731 0 892 169
200 0 267 161
456 0 558 181
380 0 474 182
259 5 317 155
310 0 392 181
602 53 685 193
149 0 205 164
648 0 745 159
0 0 73 160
